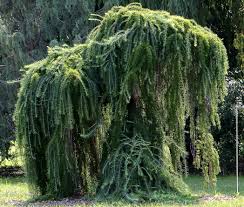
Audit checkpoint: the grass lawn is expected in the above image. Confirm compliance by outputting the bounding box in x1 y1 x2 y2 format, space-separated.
0 176 243 207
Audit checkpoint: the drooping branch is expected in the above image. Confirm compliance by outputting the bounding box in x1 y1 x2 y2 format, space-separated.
14 3 228 200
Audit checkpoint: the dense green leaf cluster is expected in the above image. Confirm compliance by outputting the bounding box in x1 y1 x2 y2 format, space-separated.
14 4 228 200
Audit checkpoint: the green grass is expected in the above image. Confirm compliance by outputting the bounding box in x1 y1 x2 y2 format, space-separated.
0 177 30 207
0 176 243 207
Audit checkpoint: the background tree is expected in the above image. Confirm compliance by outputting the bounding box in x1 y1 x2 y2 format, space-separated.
213 80 244 174
0 18 27 162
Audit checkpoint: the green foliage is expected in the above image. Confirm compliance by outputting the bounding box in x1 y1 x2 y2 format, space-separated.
0 141 23 167
14 4 228 200
15 45 101 196
202 0 243 80
194 133 220 184
234 33 244 72
100 135 188 200
0 0 97 45
0 18 27 162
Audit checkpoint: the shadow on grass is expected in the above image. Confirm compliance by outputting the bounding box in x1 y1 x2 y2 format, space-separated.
23 191 199 207
0 175 26 184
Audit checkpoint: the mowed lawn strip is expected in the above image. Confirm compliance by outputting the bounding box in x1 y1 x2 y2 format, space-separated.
0 176 243 207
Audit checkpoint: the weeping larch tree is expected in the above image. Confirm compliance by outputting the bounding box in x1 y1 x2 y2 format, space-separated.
14 4 228 201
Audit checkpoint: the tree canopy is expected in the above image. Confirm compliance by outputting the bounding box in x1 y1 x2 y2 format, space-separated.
0 0 242 168
14 4 228 200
